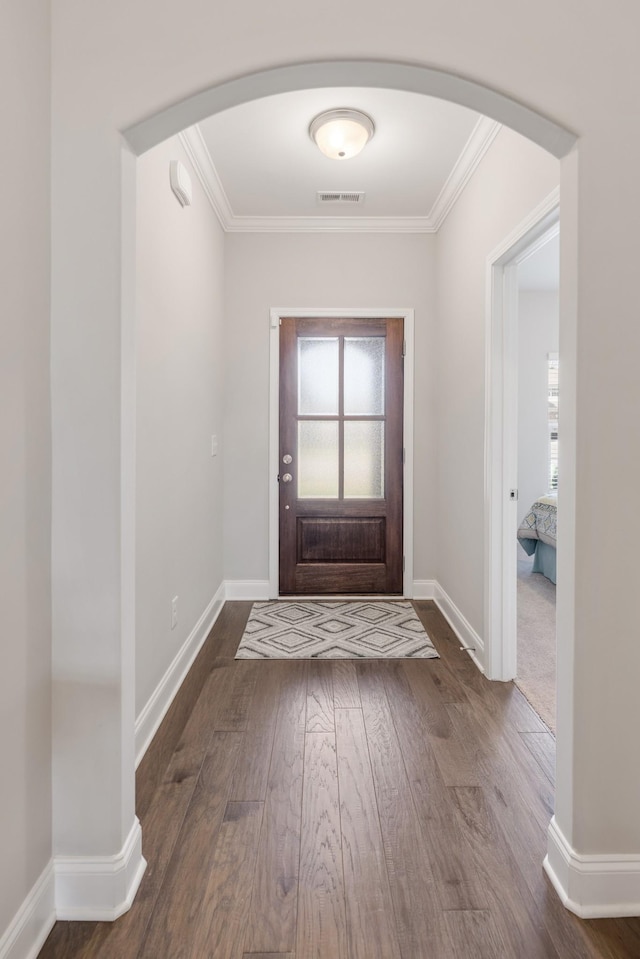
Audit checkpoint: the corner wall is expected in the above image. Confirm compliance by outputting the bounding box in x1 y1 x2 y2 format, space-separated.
0 0 55 953
135 137 226 735
222 231 437 588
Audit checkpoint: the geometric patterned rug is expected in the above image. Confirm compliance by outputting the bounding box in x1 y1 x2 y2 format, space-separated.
235 600 439 660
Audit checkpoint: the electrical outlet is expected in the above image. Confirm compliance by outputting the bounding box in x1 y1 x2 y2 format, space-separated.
171 596 178 630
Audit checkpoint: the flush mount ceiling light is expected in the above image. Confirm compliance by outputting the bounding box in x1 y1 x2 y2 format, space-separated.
309 108 375 160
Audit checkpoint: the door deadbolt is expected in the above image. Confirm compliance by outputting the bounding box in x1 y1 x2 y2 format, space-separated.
283 454 292 464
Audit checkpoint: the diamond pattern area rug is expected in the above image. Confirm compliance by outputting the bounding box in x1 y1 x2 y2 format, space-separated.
235 601 439 660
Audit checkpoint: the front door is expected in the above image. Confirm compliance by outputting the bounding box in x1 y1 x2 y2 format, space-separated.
279 316 404 595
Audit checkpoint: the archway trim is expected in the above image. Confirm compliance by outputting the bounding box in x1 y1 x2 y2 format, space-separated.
123 60 577 158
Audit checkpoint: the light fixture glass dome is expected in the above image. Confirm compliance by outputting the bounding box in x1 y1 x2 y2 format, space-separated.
309 108 375 160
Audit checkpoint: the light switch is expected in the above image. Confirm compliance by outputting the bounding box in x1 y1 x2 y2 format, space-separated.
211 435 218 456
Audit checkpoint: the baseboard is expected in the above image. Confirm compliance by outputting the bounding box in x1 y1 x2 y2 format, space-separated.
412 579 437 599
544 816 640 918
224 580 270 600
0 863 55 959
432 582 485 672
54 817 146 922
412 579 485 673
227 581 433 601
135 583 225 767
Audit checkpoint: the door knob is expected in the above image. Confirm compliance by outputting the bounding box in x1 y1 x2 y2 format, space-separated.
282 473 293 483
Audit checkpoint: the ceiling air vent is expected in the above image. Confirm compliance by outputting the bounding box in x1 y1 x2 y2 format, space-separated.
317 191 365 205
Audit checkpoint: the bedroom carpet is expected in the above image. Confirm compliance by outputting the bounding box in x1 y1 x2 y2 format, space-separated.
516 553 556 732
235 600 439 660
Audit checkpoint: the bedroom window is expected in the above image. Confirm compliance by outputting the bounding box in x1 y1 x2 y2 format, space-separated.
548 353 559 490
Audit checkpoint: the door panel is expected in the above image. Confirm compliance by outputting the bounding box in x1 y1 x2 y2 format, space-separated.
297 517 386 563
279 316 403 595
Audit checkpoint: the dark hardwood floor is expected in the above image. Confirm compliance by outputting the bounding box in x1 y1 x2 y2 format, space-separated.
39 601 640 958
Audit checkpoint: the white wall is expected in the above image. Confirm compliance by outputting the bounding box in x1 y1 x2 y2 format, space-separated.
517 291 559 527
223 232 437 584
435 126 559 635
0 0 53 942
136 137 225 716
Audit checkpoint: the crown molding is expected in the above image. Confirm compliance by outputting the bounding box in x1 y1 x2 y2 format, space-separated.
222 215 435 234
178 126 234 229
428 116 502 230
180 116 502 234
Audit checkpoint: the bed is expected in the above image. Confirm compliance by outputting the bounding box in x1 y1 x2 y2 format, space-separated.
517 492 557 584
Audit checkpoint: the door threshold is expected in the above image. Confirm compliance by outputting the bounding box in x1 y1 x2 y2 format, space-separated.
277 594 407 601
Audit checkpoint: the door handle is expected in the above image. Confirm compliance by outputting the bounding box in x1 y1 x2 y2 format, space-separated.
282 473 293 483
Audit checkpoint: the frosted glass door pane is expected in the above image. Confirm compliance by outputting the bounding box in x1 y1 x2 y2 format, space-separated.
298 338 339 415
344 337 385 415
298 421 339 498
344 421 384 498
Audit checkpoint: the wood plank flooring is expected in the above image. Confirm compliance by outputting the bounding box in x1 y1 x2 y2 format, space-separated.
39 601 640 959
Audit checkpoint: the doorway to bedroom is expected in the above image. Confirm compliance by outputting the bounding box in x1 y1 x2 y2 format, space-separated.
485 202 559 728
514 231 559 732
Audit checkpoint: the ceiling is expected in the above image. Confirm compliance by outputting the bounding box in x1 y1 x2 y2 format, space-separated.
182 87 502 233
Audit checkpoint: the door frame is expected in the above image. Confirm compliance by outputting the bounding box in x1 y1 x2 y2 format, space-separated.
269 307 415 599
484 189 560 681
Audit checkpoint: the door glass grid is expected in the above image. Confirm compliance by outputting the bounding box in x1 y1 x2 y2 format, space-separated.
297 334 385 499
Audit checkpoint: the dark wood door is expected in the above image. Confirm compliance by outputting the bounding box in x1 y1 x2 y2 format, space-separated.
279 316 404 595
